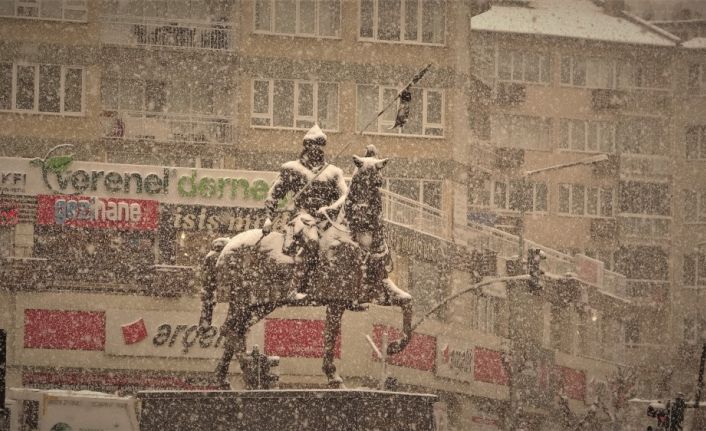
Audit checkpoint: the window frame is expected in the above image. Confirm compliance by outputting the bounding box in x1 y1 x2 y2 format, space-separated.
356 84 444 138
558 183 614 218
490 113 553 151
495 47 551 85
559 118 616 153
253 0 342 39
0 62 84 115
251 78 340 132
469 179 548 214
684 189 706 224
358 0 446 46
683 253 706 289
687 64 706 96
686 125 706 160
0 0 87 22
0 226 14 257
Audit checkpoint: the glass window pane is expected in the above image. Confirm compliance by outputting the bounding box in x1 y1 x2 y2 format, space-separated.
525 53 540 82
571 185 585 215
686 127 699 159
587 187 598 216
145 80 165 112
122 79 143 111
0 1 14 15
272 79 294 127
511 51 523 81
422 181 441 209
404 0 418 41
297 82 314 117
191 82 213 115
401 87 423 135
255 0 271 31
381 87 399 128
571 120 585 151
16 65 36 110
360 0 373 38
560 56 571 84
101 79 119 110
535 183 548 212
317 82 338 130
498 51 512 81
701 128 706 159
0 63 12 110
356 85 377 132
600 188 613 216
685 190 697 222
572 58 586 86
421 0 444 44
63 68 83 113
274 0 296 34
540 54 550 82
38 65 61 112
253 80 270 114
298 0 316 35
318 0 340 37
17 4 38 17
426 90 442 124
558 184 569 213
41 0 62 18
559 119 569 149
494 181 507 209
378 0 401 41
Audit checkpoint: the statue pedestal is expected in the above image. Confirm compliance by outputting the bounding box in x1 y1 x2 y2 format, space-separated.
138 389 438 431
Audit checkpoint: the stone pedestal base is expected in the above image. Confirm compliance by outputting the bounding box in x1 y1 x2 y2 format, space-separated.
138 389 438 431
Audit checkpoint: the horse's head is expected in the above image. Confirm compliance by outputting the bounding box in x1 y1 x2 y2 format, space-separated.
351 155 388 191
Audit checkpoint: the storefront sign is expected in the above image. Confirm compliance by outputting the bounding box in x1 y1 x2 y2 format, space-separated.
371 324 436 372
473 347 509 386
0 170 26 193
264 318 340 359
105 309 238 359
436 336 474 382
167 205 290 234
0 157 280 208
36 195 159 230
557 365 586 401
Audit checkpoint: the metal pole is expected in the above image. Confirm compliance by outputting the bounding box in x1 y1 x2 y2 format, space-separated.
695 342 706 408
0 329 6 418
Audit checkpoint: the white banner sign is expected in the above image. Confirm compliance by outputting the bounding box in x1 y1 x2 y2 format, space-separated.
435 335 474 383
0 157 278 208
105 307 262 359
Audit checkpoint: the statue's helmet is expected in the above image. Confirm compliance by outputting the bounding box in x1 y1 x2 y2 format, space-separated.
303 124 327 147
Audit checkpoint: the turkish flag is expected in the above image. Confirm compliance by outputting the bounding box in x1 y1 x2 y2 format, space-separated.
121 318 147 345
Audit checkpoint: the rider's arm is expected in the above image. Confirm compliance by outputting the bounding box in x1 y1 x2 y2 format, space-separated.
264 168 292 220
319 169 349 216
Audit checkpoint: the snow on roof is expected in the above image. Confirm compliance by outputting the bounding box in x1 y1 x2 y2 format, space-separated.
471 0 677 47
683 37 706 49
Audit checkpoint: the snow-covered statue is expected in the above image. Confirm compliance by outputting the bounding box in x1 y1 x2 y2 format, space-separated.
201 125 413 388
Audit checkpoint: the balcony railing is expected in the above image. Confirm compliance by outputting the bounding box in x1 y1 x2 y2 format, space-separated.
380 189 449 239
101 16 233 51
619 154 672 179
618 214 671 240
626 279 669 304
101 110 233 144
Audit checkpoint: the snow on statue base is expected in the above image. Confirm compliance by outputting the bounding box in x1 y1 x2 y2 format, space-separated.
200 156 413 388
138 389 437 431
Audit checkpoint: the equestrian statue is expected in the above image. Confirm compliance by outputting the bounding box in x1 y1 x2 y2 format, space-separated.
198 125 413 388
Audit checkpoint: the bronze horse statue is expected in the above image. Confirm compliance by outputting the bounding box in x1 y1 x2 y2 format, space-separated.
202 155 413 387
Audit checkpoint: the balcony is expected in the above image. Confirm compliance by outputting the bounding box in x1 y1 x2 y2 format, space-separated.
101 17 233 51
590 218 618 241
381 189 450 239
618 214 671 242
625 279 669 305
591 88 671 116
619 154 672 180
101 110 233 145
493 82 526 106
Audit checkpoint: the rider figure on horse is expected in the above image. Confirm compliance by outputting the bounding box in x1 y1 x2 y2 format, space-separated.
263 124 348 300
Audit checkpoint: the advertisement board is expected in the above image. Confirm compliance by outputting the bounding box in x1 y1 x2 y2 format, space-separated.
36 195 159 231
436 335 474 383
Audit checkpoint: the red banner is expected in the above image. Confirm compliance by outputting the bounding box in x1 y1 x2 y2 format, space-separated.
473 347 509 386
264 319 340 358
558 366 586 401
36 195 158 230
24 309 106 351
372 324 436 372
0 204 19 225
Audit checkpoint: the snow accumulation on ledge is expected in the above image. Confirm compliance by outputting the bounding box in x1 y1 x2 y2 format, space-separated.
471 0 676 47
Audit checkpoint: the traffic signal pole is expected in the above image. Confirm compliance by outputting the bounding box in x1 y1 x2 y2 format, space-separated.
0 329 6 423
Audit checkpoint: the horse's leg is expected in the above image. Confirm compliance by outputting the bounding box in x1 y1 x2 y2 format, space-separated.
383 278 414 355
322 303 345 388
214 301 251 387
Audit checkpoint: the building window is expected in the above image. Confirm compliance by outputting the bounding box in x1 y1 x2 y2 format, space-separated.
684 190 706 224
384 178 442 209
625 319 640 346
490 114 552 151
0 227 13 257
0 0 86 22
497 49 550 84
468 180 547 213
561 55 668 90
684 317 706 344
686 126 706 160
252 79 338 131
254 0 341 38
473 295 500 335
359 0 445 45
102 78 220 115
688 64 705 95
559 119 615 153
357 84 443 137
0 63 83 114
617 117 668 156
558 184 614 217
619 181 671 216
684 254 706 288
